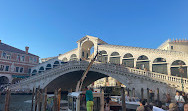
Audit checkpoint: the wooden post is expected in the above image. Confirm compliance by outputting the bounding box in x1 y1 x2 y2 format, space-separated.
57 88 61 111
141 88 144 100
121 87 126 111
157 88 160 102
147 88 150 103
4 89 11 111
42 88 47 111
34 88 39 111
38 89 42 111
132 88 135 97
53 89 58 111
31 87 35 111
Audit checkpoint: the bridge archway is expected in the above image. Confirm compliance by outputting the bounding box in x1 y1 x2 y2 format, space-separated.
70 54 78 61
0 76 9 85
38 67 44 73
32 69 37 75
46 64 52 70
98 50 108 63
53 61 60 68
152 58 167 74
81 40 94 60
122 53 134 68
171 60 187 78
62 57 68 62
110 52 120 64
136 55 149 70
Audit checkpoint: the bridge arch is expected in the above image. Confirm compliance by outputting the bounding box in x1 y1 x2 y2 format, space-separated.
171 60 187 78
32 69 37 75
53 61 60 68
70 54 78 61
98 50 108 63
46 64 52 70
152 57 167 74
62 57 68 62
122 53 134 68
136 55 149 70
110 52 120 64
0 76 9 85
81 40 94 59
38 67 44 73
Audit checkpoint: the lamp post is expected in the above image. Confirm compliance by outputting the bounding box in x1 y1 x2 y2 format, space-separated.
178 64 184 92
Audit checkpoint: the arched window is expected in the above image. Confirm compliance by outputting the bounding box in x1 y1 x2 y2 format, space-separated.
46 64 52 70
32 69 37 75
70 54 78 61
153 58 166 63
110 52 120 64
171 60 187 78
123 53 133 58
53 61 60 68
122 53 134 68
152 58 167 74
137 55 148 60
62 57 68 62
38 67 44 73
136 55 149 70
98 50 108 63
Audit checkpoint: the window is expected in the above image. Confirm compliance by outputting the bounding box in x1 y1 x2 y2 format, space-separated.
34 57 37 63
16 67 19 72
82 52 84 57
5 66 9 71
7 53 11 59
0 65 4 71
2 52 6 58
171 46 173 50
21 56 25 62
17 55 20 61
20 67 23 73
29 57 33 63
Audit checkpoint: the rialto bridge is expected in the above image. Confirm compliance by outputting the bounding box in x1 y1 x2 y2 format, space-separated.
9 35 188 97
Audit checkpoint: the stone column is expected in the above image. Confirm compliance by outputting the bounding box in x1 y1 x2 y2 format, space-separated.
77 41 82 60
167 63 171 76
93 41 98 56
120 56 122 64
149 61 152 72
134 59 137 68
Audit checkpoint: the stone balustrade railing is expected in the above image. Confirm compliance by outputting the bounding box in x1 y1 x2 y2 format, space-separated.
9 61 188 89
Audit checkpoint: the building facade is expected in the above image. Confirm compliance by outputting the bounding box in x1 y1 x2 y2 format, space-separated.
0 40 39 85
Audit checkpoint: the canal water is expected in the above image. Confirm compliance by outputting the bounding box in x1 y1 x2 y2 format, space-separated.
0 95 32 111
0 93 68 111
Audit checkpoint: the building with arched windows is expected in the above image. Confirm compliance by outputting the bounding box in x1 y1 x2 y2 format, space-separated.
0 40 39 85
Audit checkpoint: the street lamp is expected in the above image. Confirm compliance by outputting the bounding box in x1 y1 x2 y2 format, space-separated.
178 62 184 92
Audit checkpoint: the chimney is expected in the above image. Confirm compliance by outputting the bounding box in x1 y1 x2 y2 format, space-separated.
25 46 29 54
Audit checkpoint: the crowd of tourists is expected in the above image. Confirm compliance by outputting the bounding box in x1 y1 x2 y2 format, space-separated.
136 91 188 111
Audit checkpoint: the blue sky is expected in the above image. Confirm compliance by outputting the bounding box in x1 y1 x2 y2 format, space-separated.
0 0 188 59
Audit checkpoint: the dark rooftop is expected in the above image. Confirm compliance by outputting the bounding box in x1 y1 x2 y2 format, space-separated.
0 42 39 57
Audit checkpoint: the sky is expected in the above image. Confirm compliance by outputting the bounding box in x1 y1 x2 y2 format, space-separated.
0 0 188 59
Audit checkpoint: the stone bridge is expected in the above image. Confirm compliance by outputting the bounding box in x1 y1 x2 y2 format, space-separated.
9 35 188 97
9 60 188 97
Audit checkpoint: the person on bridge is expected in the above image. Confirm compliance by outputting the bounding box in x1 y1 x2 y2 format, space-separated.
83 87 94 111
